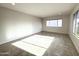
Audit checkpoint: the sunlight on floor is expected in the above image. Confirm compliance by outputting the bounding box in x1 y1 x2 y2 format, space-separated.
12 35 55 56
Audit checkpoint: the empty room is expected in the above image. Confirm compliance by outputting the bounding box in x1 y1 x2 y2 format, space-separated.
0 3 79 56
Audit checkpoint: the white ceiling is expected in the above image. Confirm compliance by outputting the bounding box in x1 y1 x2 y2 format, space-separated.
0 3 77 18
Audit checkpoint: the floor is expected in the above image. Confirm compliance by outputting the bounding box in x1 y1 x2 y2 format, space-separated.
0 31 78 56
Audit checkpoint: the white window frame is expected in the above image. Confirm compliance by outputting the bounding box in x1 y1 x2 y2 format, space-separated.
73 11 79 38
46 19 62 27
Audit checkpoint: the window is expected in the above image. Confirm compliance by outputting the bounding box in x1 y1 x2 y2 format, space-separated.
46 19 62 27
73 11 79 38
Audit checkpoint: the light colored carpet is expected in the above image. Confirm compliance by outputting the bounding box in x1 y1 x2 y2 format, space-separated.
0 31 78 56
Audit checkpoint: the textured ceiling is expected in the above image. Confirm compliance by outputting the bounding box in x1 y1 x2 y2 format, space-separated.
0 3 77 18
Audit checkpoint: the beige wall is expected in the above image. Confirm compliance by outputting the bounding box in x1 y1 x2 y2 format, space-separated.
42 15 69 34
69 4 79 53
0 7 42 45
